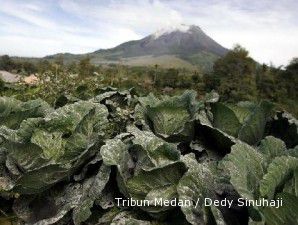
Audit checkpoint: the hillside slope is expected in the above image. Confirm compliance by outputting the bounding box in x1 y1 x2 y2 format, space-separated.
46 25 228 71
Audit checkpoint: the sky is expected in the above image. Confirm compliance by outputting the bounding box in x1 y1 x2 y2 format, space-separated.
0 0 297 66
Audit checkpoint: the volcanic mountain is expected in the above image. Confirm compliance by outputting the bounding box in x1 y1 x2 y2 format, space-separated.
47 25 228 71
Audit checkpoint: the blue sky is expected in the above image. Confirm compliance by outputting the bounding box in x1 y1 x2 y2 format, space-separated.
0 0 297 66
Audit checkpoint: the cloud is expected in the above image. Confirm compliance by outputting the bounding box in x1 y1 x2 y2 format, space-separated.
0 1 56 28
0 0 142 56
0 0 297 65
58 0 183 34
170 0 298 65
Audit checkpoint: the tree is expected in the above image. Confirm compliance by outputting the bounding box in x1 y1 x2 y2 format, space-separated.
154 68 180 88
203 73 220 91
213 45 257 101
256 64 280 101
21 61 37 75
37 59 51 74
0 76 5 92
281 58 298 98
191 72 201 83
55 55 64 67
0 55 16 71
78 57 94 77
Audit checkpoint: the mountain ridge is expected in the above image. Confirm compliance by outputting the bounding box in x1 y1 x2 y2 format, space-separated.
46 25 228 71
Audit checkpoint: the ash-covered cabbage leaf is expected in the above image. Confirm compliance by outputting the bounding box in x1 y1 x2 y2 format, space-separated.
100 126 186 217
222 136 298 223
177 153 248 225
177 156 226 225
0 100 109 194
0 97 52 129
12 162 110 225
210 101 274 145
262 192 298 225
92 88 137 136
134 90 201 142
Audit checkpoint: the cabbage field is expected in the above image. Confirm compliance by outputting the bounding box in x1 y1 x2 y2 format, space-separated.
0 88 298 225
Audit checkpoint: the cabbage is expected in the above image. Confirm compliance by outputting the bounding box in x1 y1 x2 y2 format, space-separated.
0 100 109 194
0 90 297 225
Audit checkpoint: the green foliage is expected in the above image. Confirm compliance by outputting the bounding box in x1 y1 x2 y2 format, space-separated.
212 45 257 102
203 100 274 145
177 160 230 225
0 89 297 225
0 55 37 75
222 136 298 223
0 77 5 92
1 49 297 117
78 56 95 77
0 100 109 194
135 90 201 142
0 55 16 71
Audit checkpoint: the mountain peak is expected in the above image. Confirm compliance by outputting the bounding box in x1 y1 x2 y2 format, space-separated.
47 24 228 71
152 24 199 39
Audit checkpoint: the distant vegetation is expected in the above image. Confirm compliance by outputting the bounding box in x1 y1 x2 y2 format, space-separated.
0 45 297 116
